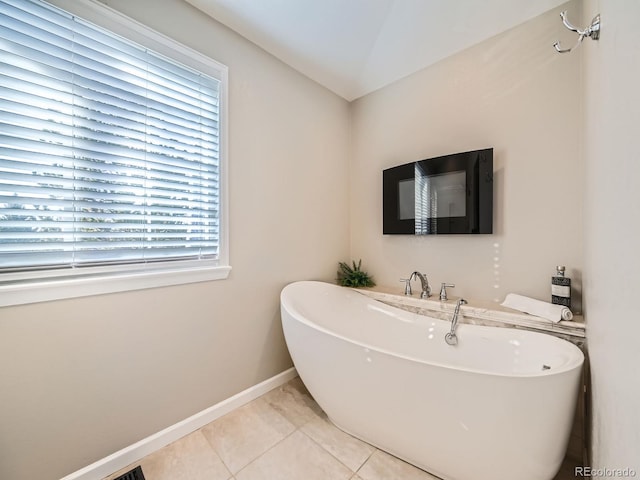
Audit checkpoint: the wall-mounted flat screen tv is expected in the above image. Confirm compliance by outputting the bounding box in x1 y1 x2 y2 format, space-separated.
383 148 493 234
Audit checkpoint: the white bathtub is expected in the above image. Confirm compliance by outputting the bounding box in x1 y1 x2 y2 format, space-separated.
280 281 584 480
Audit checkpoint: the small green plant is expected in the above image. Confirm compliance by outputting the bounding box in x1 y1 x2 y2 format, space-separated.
336 259 376 288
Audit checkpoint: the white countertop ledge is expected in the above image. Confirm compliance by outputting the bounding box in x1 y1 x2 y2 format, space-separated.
354 286 585 340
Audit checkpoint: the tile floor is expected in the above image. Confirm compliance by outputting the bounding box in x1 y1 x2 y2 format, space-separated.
104 377 578 480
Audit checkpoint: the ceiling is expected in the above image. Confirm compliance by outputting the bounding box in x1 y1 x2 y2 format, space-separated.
184 0 567 101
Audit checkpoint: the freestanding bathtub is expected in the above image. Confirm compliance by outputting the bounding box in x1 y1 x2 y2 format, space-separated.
280 281 584 480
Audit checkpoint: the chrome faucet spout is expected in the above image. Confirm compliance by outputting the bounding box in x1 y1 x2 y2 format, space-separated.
410 271 431 298
445 298 468 346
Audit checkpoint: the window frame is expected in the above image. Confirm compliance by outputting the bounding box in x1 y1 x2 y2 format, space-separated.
0 0 230 307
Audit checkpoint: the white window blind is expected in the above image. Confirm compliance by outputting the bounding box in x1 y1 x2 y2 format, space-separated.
0 0 223 274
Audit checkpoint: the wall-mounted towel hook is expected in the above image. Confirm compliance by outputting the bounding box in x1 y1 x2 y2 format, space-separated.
553 11 600 54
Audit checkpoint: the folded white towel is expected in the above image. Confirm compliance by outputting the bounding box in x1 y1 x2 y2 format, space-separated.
501 293 573 323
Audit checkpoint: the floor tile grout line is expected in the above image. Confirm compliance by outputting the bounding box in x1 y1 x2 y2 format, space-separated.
271 379 379 474
353 447 378 477
197 394 299 476
191 429 235 478
298 427 355 474
231 427 300 477
252 379 375 476
197 425 236 478
297 423 375 475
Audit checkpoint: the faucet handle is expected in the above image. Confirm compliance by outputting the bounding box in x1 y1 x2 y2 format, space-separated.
439 283 455 301
399 278 412 296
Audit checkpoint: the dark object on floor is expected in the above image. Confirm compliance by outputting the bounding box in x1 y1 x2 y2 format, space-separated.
112 466 145 480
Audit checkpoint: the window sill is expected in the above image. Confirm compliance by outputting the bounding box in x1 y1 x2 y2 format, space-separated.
0 263 231 307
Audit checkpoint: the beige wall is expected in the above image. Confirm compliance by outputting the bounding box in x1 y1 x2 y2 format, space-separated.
0 1 350 479
582 0 640 472
350 2 583 307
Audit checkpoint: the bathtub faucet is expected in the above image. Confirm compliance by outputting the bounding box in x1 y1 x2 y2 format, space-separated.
445 298 468 346
410 271 431 298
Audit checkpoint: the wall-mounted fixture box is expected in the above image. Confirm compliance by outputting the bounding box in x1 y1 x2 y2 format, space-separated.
383 148 493 235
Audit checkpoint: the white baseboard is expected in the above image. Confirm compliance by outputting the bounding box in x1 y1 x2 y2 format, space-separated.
60 367 298 480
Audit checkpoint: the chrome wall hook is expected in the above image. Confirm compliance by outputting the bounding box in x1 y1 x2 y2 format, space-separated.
553 11 600 54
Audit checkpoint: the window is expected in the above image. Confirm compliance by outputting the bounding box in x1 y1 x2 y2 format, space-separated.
0 0 229 306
